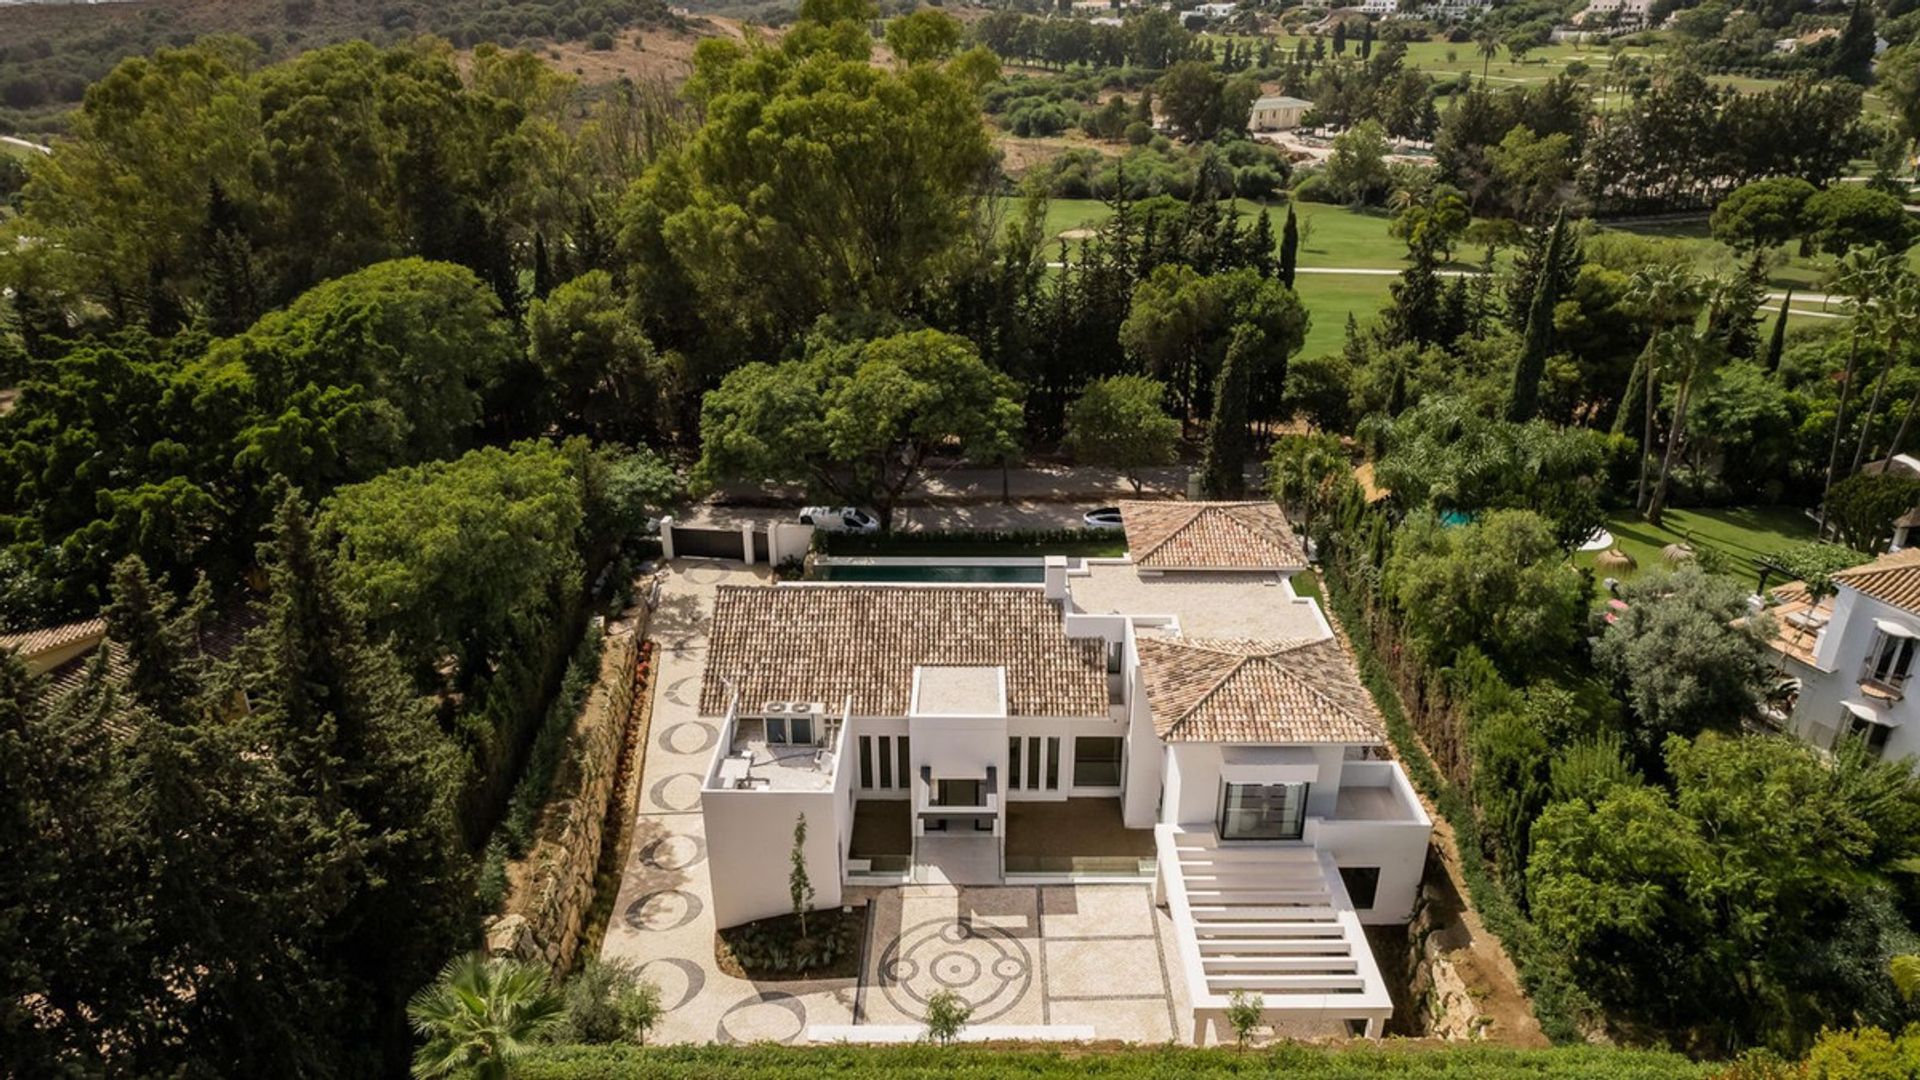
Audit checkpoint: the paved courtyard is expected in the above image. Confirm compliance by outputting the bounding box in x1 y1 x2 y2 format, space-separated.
600 561 1193 1044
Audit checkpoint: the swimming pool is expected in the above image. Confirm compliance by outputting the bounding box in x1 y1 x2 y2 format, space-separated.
814 563 1046 583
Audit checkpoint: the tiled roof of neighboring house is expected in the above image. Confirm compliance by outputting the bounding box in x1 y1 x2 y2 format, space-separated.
1119 501 1308 571
1254 95 1313 109
14 608 262 741
700 585 1107 719
0 617 106 662
1896 508 1920 528
1760 581 1829 669
1833 548 1920 613
1135 636 1384 744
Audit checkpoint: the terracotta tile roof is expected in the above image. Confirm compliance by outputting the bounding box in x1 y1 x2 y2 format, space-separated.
1136 636 1384 744
1760 581 1829 669
1833 548 1920 613
700 585 1107 719
0 617 106 663
1119 501 1307 571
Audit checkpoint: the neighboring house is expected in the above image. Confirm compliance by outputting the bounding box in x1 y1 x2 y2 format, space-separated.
696 501 1430 1040
1250 95 1313 132
1575 0 1651 26
1193 1 1236 16
1356 0 1398 15
1766 548 1920 763
0 617 112 691
1891 508 1920 553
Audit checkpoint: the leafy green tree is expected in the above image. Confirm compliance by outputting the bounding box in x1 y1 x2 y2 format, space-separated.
1385 509 1590 677
1266 432 1347 537
1826 472 1920 552
696 329 1022 530
408 953 564 1080
923 989 972 1045
1324 120 1392 207
527 271 664 445
1593 569 1772 753
1710 177 1816 251
1225 989 1263 1048
1062 376 1180 493
319 442 586 681
790 812 816 938
560 958 661 1045
886 9 964 64
619 0 997 365
1804 186 1916 256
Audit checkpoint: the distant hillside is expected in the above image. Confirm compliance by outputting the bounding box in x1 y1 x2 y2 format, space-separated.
0 0 681 133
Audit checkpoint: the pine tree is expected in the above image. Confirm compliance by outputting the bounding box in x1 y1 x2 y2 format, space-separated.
201 181 259 337
1200 325 1257 498
1765 288 1792 373
1712 250 1768 360
1830 0 1876 83
1333 20 1348 55
1361 20 1375 60
1279 205 1300 290
246 489 471 1073
1508 212 1567 422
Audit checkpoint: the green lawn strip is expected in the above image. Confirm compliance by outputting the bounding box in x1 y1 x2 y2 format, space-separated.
1320 569 1592 1044
1574 505 1816 587
1295 272 1393 357
519 1041 1710 1078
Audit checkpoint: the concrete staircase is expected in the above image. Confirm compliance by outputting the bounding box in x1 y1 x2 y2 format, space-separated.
1168 835 1368 997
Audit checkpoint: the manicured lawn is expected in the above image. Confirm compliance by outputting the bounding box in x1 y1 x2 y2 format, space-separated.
1293 270 1393 357
1598 216 1920 294
1574 505 1818 588
1255 34 1667 89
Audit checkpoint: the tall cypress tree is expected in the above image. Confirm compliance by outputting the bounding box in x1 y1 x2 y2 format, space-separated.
1508 212 1567 422
1279 205 1300 290
1246 207 1276 278
1765 289 1792 373
1200 325 1257 498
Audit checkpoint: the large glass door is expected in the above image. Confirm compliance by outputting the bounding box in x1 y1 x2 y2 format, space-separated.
1218 781 1309 841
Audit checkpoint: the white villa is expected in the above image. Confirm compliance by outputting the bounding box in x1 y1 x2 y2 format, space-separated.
1250 95 1313 132
694 501 1431 1040
1767 548 1920 763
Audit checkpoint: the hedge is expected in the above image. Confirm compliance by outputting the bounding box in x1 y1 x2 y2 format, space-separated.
516 1043 1712 1079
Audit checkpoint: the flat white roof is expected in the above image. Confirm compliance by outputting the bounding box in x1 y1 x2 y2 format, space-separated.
911 665 1007 717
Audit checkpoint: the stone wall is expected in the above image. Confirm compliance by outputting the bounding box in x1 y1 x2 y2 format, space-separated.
486 596 655 974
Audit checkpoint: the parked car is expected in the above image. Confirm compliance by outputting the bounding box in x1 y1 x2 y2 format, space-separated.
1084 506 1124 529
799 506 880 533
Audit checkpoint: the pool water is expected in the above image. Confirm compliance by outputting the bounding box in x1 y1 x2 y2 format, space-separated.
816 564 1046 583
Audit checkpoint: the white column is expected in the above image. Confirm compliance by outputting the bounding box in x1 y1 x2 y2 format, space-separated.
740 523 756 565
659 515 675 560
1044 554 1068 601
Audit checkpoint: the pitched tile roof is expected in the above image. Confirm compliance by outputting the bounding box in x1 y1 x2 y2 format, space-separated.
1834 548 1920 613
0 617 106 664
700 585 1108 719
1135 636 1384 744
1119 501 1308 571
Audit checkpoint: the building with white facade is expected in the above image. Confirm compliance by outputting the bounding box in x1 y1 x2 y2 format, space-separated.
694 501 1431 1040
1766 548 1920 763
1250 95 1314 131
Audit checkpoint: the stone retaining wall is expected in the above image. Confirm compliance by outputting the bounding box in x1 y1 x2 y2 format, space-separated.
486 595 656 973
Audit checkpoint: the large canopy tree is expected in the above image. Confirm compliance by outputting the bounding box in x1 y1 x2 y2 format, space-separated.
694 328 1022 530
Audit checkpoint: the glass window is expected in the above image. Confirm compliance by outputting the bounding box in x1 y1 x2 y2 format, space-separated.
1339 866 1381 910
1873 633 1918 686
1026 738 1041 790
1847 712 1894 758
878 736 893 789
1045 737 1061 790
1218 781 1309 841
859 736 873 789
1073 736 1123 787
897 736 911 790
767 717 788 745
790 715 813 746
1008 737 1022 789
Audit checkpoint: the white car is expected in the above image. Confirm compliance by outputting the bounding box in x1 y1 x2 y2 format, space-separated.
799 506 881 533
1083 506 1124 529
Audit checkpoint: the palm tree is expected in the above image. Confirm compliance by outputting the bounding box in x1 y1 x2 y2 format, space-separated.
1646 284 1730 526
1268 433 1346 537
1821 247 1901 531
409 953 565 1080
1475 30 1501 85
1619 264 1703 511
1847 262 1920 474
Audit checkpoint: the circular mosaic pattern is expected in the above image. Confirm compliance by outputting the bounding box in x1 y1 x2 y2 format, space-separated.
636 957 705 1012
878 918 1034 1024
647 772 703 812
638 833 706 873
716 990 807 1045
686 565 730 586
622 888 703 932
665 675 699 707
658 720 718 756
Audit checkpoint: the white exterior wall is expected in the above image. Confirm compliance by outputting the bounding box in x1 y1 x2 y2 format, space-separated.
701 712 852 928
1789 586 1920 764
1309 761 1431 923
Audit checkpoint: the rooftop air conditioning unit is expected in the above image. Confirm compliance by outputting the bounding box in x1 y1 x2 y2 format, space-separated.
762 701 789 715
